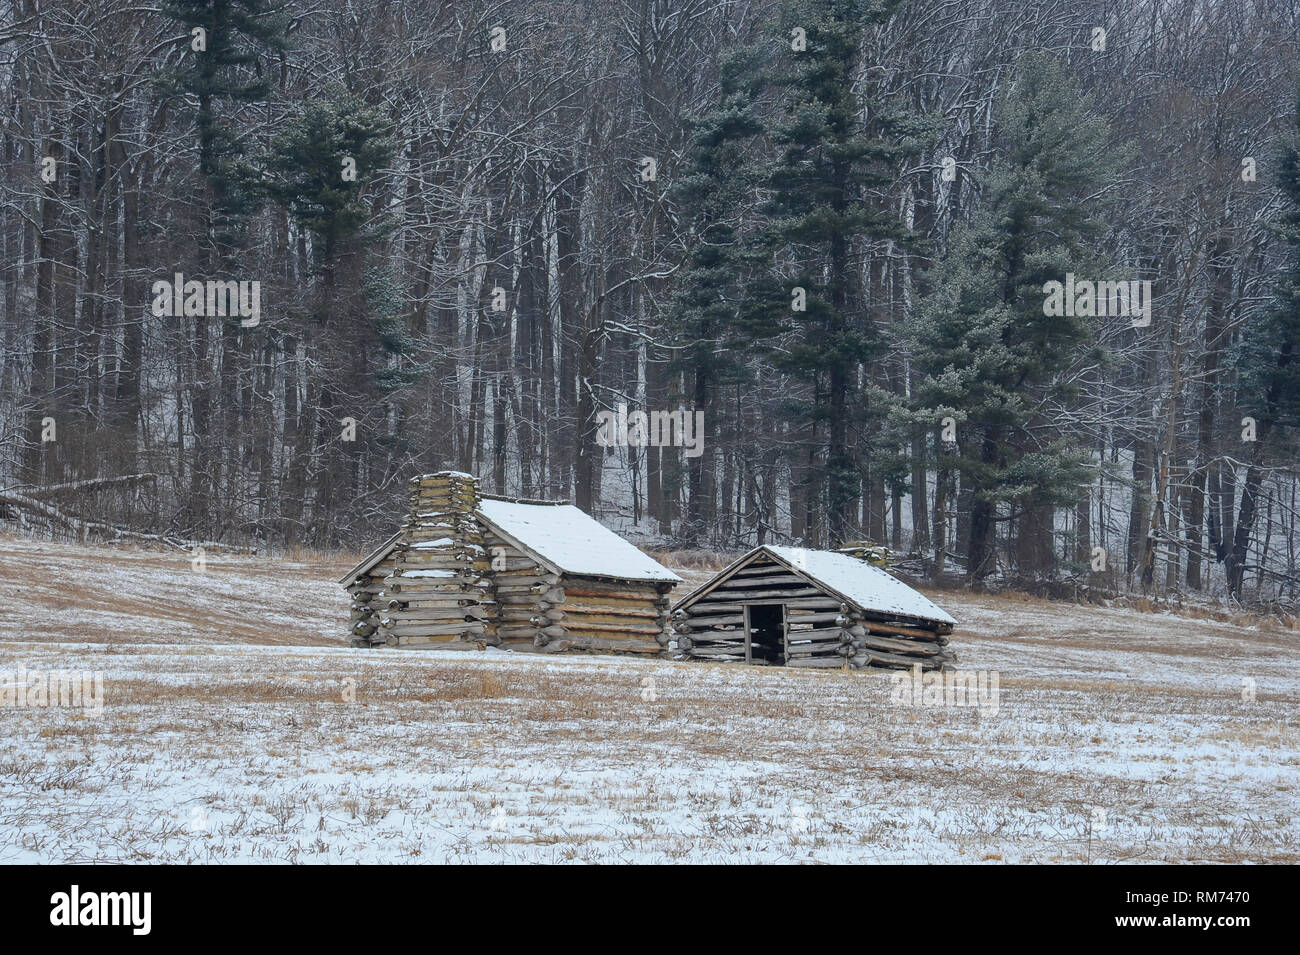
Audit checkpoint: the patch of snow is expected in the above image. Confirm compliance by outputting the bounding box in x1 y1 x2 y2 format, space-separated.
476 499 680 583
723 545 958 625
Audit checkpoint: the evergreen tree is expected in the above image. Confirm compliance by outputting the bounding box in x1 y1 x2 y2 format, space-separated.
1227 89 1300 598
668 46 769 546
161 0 289 253
158 0 289 538
906 52 1119 583
747 0 919 545
263 94 395 265
262 93 396 536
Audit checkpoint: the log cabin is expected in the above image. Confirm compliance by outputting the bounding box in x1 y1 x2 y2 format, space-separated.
340 472 680 653
671 544 957 671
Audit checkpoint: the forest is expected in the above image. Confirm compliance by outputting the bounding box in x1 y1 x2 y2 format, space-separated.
3 0 1300 607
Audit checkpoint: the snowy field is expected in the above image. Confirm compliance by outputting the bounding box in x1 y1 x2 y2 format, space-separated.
0 536 1296 863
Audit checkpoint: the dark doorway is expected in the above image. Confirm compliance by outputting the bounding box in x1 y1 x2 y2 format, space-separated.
745 603 786 665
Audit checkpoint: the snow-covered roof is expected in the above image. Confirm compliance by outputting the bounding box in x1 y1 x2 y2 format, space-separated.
338 531 401 586
678 544 956 626
476 498 680 583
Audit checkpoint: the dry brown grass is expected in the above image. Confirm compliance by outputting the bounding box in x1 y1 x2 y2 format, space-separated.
0 537 349 646
0 537 1296 863
641 547 737 571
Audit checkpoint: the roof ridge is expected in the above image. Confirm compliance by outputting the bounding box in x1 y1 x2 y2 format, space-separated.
478 494 571 506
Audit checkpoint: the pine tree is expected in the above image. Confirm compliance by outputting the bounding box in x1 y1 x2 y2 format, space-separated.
747 0 919 546
1227 90 1300 598
262 92 396 537
263 95 395 264
668 46 769 546
161 0 289 254
907 52 1119 583
159 0 288 538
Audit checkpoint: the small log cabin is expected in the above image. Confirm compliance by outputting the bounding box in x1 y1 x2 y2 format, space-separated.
671 545 957 671
341 472 680 654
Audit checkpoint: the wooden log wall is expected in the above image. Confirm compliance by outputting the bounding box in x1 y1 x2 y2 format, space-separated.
530 575 674 655
379 472 498 648
673 561 833 663
344 479 680 656
843 607 955 671
485 528 563 647
672 558 956 671
784 598 856 668
347 553 395 647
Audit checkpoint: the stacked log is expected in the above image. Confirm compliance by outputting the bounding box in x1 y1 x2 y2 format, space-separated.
484 526 564 647
673 555 956 671
346 550 395 647
528 576 673 655
835 540 892 567
783 598 856 668
379 472 498 648
673 559 830 664
842 605 955 672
